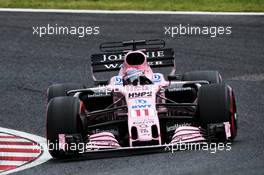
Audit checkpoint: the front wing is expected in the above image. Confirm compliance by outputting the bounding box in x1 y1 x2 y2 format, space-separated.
55 124 231 159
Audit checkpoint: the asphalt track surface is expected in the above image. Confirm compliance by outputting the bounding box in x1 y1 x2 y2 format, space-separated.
0 12 263 175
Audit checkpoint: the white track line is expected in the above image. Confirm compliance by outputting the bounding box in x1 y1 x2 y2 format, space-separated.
0 8 263 15
0 152 40 157
0 138 32 142
0 161 26 166
0 134 12 137
0 127 51 175
0 145 40 149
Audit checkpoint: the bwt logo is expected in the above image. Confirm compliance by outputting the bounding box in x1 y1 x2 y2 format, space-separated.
132 99 151 109
132 104 151 109
135 99 147 104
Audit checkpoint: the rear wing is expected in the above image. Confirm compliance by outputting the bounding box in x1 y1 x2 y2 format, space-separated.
90 39 176 80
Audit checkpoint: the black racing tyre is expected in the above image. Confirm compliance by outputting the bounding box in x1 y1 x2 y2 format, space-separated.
46 96 82 158
182 70 222 84
47 83 84 102
197 84 237 141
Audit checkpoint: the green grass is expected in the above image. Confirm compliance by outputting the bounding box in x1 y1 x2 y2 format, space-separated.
0 0 263 12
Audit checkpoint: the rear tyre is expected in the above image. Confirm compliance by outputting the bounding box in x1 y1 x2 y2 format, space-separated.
182 70 222 84
46 96 82 158
47 83 84 102
197 84 237 141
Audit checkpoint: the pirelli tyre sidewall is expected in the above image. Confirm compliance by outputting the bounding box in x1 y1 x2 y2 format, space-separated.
46 96 81 158
47 83 84 102
182 70 222 84
197 84 237 141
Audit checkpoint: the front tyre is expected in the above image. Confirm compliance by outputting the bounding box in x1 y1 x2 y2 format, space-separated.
197 84 237 141
46 96 83 158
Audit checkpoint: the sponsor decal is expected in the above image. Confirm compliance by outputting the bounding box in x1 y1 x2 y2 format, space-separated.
114 76 123 85
132 104 151 109
87 93 111 97
135 99 147 104
125 85 151 92
166 123 192 132
133 119 154 125
101 54 124 62
139 124 148 129
100 50 165 63
92 128 119 136
128 92 152 98
147 61 164 66
139 128 150 136
102 61 165 70
168 87 192 92
132 99 151 109
145 50 165 58
153 74 161 82
104 63 123 69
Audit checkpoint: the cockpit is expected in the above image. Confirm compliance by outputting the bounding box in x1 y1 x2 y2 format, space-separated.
123 69 153 86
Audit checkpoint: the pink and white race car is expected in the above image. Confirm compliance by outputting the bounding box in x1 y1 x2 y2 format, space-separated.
46 39 238 158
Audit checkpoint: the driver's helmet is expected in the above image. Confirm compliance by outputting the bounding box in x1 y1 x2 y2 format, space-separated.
123 69 144 86
123 69 152 86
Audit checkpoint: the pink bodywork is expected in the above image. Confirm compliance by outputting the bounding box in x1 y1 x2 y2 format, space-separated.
87 132 120 149
170 126 205 144
110 51 167 146
86 51 208 148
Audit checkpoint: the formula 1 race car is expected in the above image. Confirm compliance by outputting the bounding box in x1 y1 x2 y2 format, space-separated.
46 39 238 158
